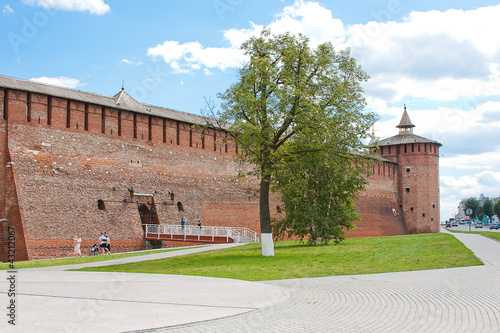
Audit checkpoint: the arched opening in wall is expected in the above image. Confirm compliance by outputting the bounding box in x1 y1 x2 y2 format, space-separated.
177 202 184 212
138 204 151 224
97 200 106 211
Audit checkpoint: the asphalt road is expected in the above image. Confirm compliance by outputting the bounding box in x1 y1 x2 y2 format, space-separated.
443 223 500 232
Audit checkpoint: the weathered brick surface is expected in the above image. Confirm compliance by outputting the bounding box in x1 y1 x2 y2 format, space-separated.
0 118 29 262
350 168 407 238
0 85 440 260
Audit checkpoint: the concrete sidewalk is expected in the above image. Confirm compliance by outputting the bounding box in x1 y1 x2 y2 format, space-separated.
442 228 500 274
0 244 288 333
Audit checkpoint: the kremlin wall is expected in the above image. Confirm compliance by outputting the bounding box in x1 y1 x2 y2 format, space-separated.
0 75 441 261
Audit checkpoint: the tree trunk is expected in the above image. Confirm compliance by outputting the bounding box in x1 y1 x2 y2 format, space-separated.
260 174 274 256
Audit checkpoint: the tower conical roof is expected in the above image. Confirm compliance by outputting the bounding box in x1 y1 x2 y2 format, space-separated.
396 105 415 129
396 105 414 135
378 105 441 147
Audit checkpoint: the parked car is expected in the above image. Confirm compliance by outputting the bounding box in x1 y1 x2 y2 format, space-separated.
475 222 483 228
490 224 500 230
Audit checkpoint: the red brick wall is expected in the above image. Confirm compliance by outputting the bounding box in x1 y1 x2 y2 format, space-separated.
5 111 260 259
0 118 8 262
0 118 29 262
349 167 407 238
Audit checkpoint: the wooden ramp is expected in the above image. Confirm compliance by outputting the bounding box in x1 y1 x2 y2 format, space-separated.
143 224 258 244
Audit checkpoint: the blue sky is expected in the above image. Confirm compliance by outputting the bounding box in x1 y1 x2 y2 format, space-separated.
2 0 500 220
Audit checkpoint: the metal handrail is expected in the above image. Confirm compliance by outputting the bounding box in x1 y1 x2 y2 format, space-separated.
143 224 258 243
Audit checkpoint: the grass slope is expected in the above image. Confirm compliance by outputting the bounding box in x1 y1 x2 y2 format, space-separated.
76 233 481 281
0 246 200 270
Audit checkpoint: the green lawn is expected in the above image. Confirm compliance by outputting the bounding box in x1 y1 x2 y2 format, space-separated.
445 229 500 242
75 233 482 281
0 246 202 270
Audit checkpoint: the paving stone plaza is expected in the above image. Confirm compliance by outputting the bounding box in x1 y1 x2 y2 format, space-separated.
2 229 499 332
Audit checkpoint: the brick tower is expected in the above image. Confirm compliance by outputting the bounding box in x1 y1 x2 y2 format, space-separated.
376 107 441 233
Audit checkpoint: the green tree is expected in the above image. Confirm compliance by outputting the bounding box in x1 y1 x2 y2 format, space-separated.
493 200 500 220
273 149 368 245
213 29 374 255
464 197 482 221
482 198 494 223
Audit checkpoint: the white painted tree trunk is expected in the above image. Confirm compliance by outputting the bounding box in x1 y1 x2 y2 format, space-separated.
261 233 274 256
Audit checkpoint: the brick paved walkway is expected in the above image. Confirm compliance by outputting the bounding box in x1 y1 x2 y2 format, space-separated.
135 231 500 333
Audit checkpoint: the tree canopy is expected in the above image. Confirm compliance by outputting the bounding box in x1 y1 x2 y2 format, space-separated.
493 200 500 220
464 197 482 221
213 29 375 255
273 148 368 245
482 198 494 221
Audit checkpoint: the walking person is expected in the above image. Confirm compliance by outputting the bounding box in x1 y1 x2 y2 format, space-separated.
181 218 185 231
105 232 111 254
73 236 81 257
99 232 108 255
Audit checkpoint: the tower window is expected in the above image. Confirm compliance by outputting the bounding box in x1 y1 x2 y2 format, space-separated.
177 202 184 212
406 187 410 193
410 207 414 211
432 203 436 208
406 167 411 173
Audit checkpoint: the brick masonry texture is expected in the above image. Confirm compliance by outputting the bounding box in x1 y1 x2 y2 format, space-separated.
0 85 440 261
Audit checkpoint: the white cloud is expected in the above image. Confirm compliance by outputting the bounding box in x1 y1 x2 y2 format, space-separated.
121 59 143 66
3 4 14 14
222 1 345 48
29 76 84 89
441 149 500 171
21 0 110 15
147 40 247 73
347 5 500 103
147 0 346 74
